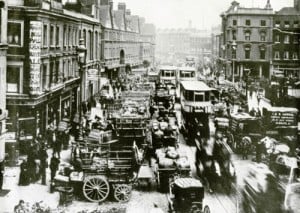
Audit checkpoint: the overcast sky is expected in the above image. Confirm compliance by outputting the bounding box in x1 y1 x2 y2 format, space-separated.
114 0 293 29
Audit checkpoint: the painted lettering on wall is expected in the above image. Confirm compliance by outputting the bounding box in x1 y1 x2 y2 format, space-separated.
29 21 42 95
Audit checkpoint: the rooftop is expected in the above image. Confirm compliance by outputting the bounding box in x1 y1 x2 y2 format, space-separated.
180 81 212 91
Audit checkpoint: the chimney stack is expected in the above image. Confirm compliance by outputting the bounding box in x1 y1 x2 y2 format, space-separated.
109 0 113 11
295 0 300 11
265 0 272 9
125 9 131 15
118 2 126 11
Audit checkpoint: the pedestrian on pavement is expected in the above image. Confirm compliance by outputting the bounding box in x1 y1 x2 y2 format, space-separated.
35 133 44 147
53 131 62 159
27 143 38 183
14 200 28 213
39 144 48 185
46 125 54 148
0 161 4 191
19 159 30 186
50 154 60 181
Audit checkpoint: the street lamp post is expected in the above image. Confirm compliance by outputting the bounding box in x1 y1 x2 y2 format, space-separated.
231 40 237 84
77 38 87 141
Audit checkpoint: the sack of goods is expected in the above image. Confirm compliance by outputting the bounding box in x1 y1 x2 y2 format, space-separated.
166 149 179 160
158 157 175 168
176 157 190 168
155 148 166 159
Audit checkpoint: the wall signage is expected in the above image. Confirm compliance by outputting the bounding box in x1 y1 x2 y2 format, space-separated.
29 21 42 95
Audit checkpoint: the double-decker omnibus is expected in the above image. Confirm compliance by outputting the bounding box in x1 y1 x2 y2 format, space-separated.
180 81 214 143
176 66 197 100
158 65 178 99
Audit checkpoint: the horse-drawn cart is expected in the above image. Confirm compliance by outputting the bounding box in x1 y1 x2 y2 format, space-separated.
70 137 138 203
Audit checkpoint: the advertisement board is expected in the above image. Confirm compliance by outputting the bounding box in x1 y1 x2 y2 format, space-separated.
29 21 42 95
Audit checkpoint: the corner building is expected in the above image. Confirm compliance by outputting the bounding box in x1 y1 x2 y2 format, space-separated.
6 0 101 153
219 0 273 81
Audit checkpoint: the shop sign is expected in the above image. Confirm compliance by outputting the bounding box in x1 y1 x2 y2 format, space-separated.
87 69 100 81
269 111 297 127
29 21 42 95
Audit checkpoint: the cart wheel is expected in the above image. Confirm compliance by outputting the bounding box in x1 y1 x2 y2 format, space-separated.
203 205 210 213
114 184 132 202
83 176 110 202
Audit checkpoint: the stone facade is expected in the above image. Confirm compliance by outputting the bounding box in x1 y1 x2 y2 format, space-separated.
6 0 101 149
219 1 273 81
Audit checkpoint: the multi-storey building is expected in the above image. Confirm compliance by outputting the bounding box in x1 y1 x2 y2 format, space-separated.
139 17 156 66
219 0 273 81
272 0 300 79
99 1 151 80
156 28 211 64
0 0 7 164
6 0 101 151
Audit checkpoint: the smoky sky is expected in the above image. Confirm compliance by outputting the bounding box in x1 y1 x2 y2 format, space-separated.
113 0 293 29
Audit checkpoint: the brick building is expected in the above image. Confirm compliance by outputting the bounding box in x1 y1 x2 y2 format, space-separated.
99 1 154 80
219 0 274 82
272 0 300 79
6 0 101 151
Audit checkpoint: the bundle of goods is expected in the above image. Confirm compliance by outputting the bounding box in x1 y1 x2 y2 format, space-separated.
156 147 190 169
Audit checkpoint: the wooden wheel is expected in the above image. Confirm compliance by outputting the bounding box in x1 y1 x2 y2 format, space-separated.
114 184 132 202
83 176 110 202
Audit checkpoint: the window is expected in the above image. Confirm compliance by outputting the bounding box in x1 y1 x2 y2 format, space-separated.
275 34 280 43
233 19 237 26
7 65 21 93
260 48 266 59
275 21 280 28
56 26 59 46
284 35 290 44
294 21 299 28
284 21 290 28
232 30 236 40
89 31 93 60
232 49 236 59
245 19 251 26
245 31 251 41
294 36 299 44
63 26 67 47
261 20 266 26
292 52 298 60
260 32 266 41
195 92 204 102
42 64 48 91
274 51 280 59
8 21 23 46
50 25 54 46
284 51 289 60
245 47 250 59
55 61 59 83
68 27 72 46
43 24 48 46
